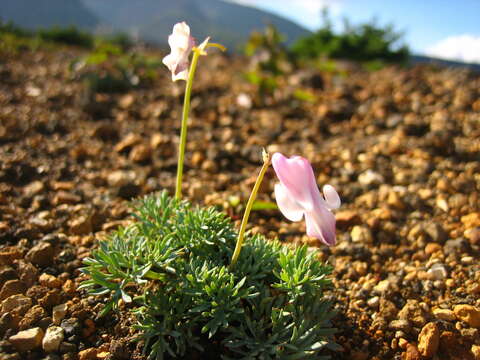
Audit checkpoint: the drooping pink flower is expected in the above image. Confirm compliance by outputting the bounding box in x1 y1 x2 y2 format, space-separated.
162 22 196 81
271 152 340 246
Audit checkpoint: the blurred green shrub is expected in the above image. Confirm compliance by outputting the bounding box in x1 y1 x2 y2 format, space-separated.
0 22 98 54
100 33 134 52
0 20 157 94
37 26 93 48
0 21 132 55
0 21 40 53
292 10 409 65
245 24 291 76
72 40 162 94
243 25 293 102
0 21 32 37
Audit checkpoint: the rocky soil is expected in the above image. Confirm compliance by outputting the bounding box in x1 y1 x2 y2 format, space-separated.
0 46 479 360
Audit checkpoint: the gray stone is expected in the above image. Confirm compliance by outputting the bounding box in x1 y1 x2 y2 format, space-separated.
427 263 448 280
52 303 68 325
8 327 44 352
59 341 77 354
389 319 411 332
42 326 64 352
60 318 81 336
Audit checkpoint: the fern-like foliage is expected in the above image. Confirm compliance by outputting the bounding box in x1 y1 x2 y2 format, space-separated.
80 191 338 359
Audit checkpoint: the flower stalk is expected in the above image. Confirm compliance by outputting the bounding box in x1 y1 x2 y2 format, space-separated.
175 48 201 200
231 150 271 267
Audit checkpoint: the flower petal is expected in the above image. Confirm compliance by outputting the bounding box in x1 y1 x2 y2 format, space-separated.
172 68 189 81
271 153 317 211
304 206 337 246
162 22 195 82
168 22 193 51
322 184 341 210
274 183 304 222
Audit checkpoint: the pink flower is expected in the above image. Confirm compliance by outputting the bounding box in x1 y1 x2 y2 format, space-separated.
162 22 196 81
271 152 341 246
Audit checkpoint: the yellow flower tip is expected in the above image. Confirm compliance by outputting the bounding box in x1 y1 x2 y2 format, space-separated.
194 40 227 55
262 148 271 164
194 37 211 55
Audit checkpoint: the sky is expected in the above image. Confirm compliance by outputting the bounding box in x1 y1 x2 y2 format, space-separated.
229 0 480 64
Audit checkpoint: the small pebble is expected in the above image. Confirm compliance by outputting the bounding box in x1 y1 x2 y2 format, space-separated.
433 308 456 321
367 296 380 309
389 319 411 332
404 343 421 360
358 170 384 186
52 303 68 325
0 280 27 301
471 345 480 360
417 322 440 358
61 318 81 336
8 327 44 352
78 347 97 360
454 304 480 328
350 225 373 243
25 242 54 267
38 274 63 289
427 263 447 280
1 294 32 313
374 279 391 294
59 341 77 354
42 326 64 352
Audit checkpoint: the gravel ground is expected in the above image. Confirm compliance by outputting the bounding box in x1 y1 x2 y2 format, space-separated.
0 47 479 360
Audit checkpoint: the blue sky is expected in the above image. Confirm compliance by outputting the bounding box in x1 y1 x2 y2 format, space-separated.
230 0 480 63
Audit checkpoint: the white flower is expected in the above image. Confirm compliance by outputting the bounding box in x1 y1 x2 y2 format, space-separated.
162 22 195 81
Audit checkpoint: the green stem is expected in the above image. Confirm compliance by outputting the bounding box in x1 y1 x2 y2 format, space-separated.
175 49 201 200
231 151 271 268
144 270 167 281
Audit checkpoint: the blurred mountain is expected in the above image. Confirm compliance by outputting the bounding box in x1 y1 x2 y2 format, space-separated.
0 0 98 29
81 0 310 51
411 55 480 71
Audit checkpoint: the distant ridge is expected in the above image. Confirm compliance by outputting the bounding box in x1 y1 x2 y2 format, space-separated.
0 0 98 30
81 0 310 51
411 55 480 71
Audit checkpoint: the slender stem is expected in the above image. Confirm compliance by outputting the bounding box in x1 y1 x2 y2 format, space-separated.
231 151 271 267
175 49 201 200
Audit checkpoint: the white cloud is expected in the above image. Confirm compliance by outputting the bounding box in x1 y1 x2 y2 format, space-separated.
424 34 480 64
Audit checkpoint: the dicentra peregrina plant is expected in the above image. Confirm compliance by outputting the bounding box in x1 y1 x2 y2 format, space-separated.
81 22 342 359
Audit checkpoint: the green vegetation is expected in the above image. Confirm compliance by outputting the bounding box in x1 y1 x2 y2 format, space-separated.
243 25 292 101
72 39 162 94
81 191 338 359
291 11 409 65
0 21 134 54
242 15 409 103
0 21 31 37
0 21 94 50
0 21 159 93
37 26 94 48
0 21 40 53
